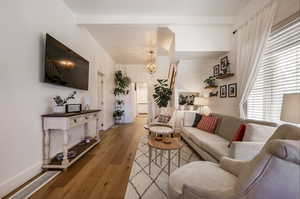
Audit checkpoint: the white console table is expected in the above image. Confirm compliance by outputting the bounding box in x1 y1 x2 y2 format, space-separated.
42 110 101 170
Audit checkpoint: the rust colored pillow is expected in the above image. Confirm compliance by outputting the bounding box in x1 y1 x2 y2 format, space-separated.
197 116 218 133
228 124 247 147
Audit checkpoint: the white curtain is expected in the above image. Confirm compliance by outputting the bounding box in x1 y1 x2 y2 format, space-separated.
237 1 277 118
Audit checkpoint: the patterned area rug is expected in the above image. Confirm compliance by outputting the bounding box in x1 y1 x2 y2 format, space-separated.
124 135 201 199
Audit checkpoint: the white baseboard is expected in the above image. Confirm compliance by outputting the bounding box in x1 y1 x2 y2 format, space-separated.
0 161 42 198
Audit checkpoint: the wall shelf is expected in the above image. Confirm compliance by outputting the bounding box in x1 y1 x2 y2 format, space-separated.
204 85 218 89
216 73 234 79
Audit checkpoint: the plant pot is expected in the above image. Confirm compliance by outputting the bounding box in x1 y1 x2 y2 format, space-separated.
53 105 65 113
179 105 185 110
188 105 194 111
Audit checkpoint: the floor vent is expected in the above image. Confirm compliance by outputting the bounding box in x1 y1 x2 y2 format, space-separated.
8 171 60 199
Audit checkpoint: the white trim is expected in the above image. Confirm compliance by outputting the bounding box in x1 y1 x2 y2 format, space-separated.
76 15 235 25
0 161 42 198
8 171 61 199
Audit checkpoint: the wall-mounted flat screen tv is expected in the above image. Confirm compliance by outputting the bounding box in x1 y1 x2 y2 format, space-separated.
44 34 89 90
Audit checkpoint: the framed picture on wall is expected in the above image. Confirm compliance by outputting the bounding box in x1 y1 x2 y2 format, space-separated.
220 56 229 74
220 85 227 98
228 83 237 97
213 64 220 77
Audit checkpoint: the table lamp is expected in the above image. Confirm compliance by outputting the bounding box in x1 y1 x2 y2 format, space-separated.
194 97 208 114
280 93 300 124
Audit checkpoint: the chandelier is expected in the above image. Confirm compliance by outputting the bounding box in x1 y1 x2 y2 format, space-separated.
146 51 157 74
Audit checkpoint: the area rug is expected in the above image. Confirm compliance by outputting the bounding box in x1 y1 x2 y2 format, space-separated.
124 135 201 199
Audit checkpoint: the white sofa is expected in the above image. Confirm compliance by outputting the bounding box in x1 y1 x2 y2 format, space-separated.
181 112 278 162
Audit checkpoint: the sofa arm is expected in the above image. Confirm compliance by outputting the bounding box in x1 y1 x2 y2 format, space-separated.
220 157 248 177
267 139 300 165
229 141 264 161
183 184 235 199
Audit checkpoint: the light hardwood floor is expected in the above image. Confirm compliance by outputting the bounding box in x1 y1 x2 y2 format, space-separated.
11 117 147 199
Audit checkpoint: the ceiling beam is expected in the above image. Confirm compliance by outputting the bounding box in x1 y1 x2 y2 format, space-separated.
76 15 235 25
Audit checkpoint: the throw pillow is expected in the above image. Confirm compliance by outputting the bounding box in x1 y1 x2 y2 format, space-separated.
228 124 247 147
197 116 218 133
192 113 203 127
157 115 171 123
243 123 276 142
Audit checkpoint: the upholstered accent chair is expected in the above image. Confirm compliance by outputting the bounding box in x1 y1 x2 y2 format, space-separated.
168 124 300 199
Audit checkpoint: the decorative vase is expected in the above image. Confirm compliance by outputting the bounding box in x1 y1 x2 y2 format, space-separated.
179 105 185 110
53 105 65 113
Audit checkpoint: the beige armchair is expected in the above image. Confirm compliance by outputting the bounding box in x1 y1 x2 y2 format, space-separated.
168 124 300 199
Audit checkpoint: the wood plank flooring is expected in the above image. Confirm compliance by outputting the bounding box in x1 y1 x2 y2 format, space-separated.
16 116 146 199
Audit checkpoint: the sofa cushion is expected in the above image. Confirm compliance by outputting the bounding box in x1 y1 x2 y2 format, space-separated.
187 128 230 160
228 124 247 147
212 114 243 141
168 161 237 199
229 141 264 160
192 113 202 127
183 112 196 127
243 123 276 142
197 116 218 133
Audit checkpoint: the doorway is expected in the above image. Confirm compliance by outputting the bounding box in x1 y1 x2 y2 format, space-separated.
136 82 148 116
97 71 104 131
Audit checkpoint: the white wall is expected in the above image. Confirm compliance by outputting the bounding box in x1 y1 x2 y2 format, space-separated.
169 25 233 52
174 57 239 129
0 0 115 197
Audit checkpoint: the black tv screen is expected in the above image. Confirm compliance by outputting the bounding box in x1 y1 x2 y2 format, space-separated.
44 34 89 90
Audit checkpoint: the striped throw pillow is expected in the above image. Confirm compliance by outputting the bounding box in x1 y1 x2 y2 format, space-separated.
197 116 218 133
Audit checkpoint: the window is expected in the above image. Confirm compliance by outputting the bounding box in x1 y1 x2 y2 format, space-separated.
247 20 300 122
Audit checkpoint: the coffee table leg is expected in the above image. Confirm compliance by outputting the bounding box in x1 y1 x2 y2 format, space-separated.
155 149 158 164
168 150 171 176
160 150 163 166
178 149 181 167
149 146 152 175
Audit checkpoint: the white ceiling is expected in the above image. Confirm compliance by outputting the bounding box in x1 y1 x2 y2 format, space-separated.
63 0 244 64
86 25 159 64
64 0 242 16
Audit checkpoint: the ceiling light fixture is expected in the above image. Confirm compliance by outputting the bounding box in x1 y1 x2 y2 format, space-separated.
146 51 157 74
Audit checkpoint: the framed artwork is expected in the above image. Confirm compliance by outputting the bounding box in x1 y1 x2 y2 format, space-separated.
220 56 229 74
228 83 237 97
213 64 220 77
220 85 227 98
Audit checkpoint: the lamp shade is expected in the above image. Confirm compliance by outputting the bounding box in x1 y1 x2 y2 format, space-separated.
280 93 300 124
194 97 208 106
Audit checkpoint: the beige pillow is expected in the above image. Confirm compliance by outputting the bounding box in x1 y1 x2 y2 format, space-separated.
183 112 196 127
243 123 276 142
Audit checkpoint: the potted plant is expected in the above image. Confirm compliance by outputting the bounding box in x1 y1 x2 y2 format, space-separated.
186 95 195 111
113 70 131 96
203 76 216 87
153 79 172 108
53 91 76 113
113 110 124 123
178 94 187 110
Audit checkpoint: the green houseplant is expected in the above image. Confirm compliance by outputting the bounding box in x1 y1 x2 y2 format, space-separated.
53 91 77 113
113 110 125 122
153 79 172 108
113 70 131 96
203 76 216 87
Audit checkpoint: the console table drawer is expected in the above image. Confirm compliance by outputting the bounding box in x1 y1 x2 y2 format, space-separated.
68 116 86 128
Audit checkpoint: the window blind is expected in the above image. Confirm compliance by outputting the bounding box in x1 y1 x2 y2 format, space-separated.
247 20 300 122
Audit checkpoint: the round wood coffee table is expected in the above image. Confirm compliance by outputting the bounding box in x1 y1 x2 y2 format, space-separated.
148 137 183 176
